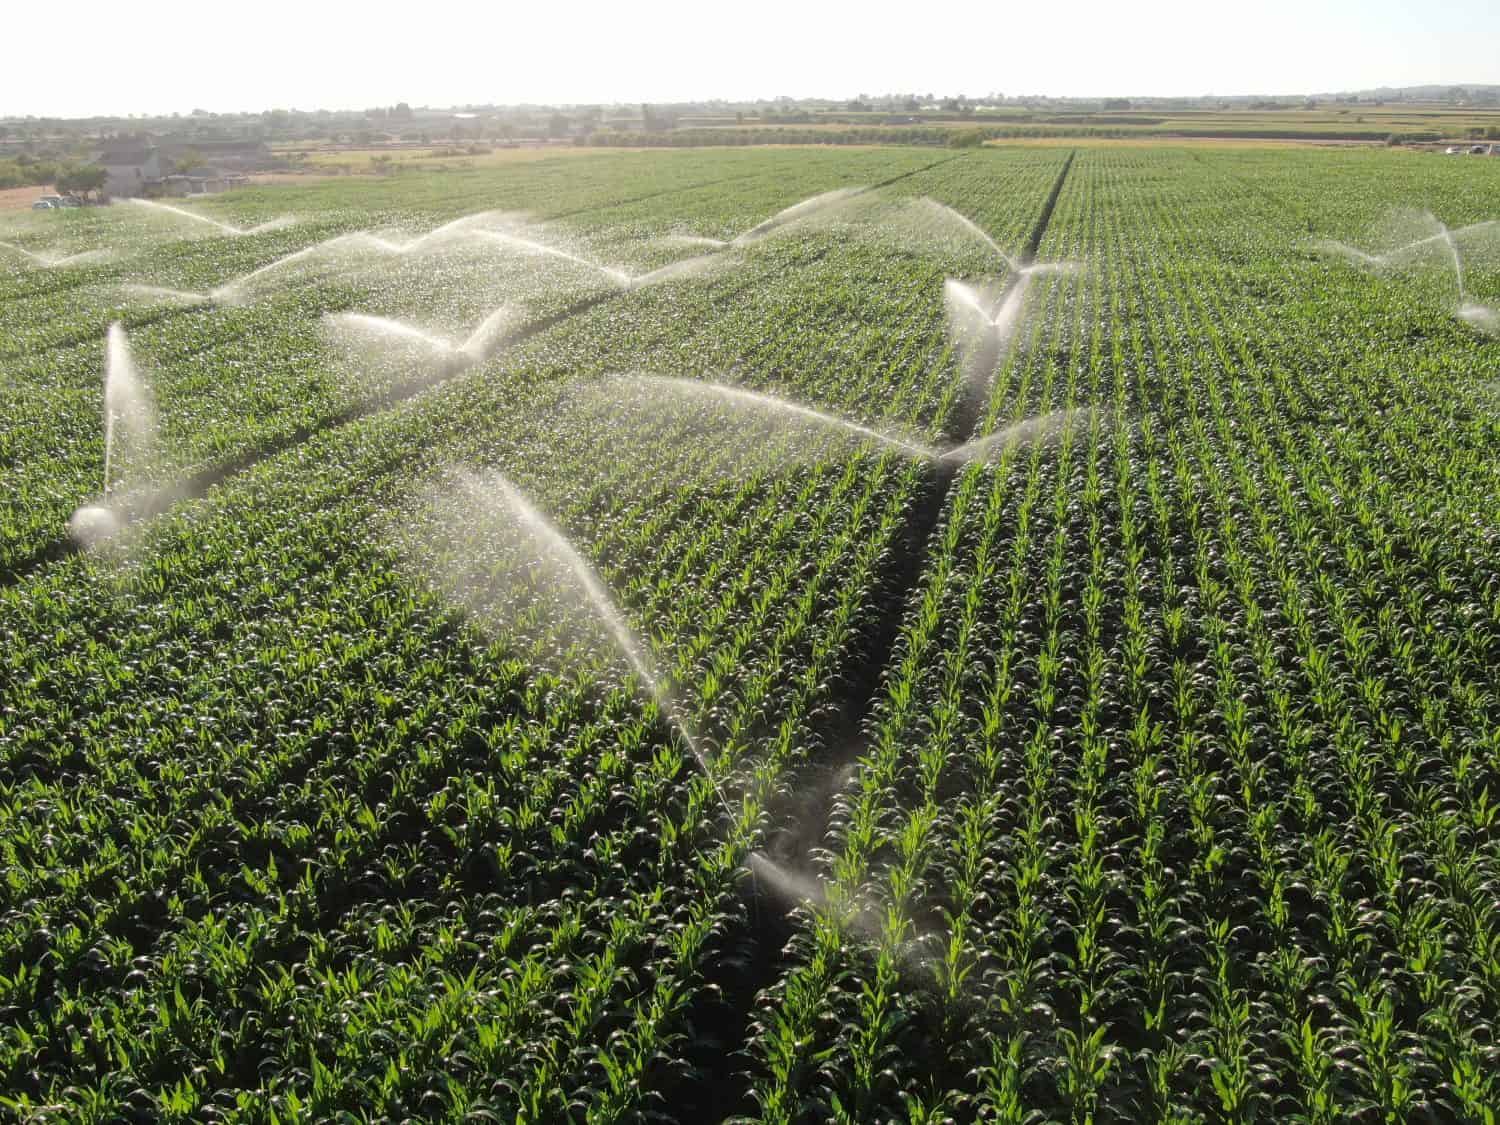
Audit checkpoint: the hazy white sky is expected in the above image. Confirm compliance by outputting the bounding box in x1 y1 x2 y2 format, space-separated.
5 0 1496 117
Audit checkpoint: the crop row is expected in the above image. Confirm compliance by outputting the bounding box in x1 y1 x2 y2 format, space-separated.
734 146 1499 1122
0 150 1073 1118
3 143 1492 1120
0 148 1067 582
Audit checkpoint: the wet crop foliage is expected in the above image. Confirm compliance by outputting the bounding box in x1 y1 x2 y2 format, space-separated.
0 143 1496 1122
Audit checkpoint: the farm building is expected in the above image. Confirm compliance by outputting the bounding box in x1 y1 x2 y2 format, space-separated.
94 136 270 198
159 170 249 197
97 143 164 198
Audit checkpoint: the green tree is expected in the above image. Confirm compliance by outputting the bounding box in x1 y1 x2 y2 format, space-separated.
56 164 107 200
172 148 206 174
946 127 988 148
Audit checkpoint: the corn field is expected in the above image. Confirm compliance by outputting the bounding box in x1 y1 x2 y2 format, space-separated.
0 143 1497 1122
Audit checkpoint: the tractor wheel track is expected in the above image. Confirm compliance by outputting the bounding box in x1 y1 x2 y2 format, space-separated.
698 149 1077 1122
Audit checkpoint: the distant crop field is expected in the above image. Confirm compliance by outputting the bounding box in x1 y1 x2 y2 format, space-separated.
283 143 622 174
580 105 1500 150
1 142 1497 1122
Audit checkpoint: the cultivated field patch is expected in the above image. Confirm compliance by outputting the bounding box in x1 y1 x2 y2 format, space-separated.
1 144 1496 1122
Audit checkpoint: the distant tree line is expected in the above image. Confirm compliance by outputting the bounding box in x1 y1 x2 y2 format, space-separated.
585 124 1140 149
582 116 1465 150
0 153 106 193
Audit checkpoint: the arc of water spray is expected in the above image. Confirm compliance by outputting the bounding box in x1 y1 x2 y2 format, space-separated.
915 198 1082 279
327 304 519 365
732 188 867 245
945 277 1027 331
917 197 1021 271
284 215 499 258
476 230 631 286
456 470 738 822
626 255 725 290
328 312 451 352
1316 219 1499 273
213 232 388 301
1459 303 1500 336
601 374 1079 466
476 192 867 288
0 240 108 268
455 305 519 360
127 198 295 236
950 267 1063 338
69 322 158 546
120 232 405 307
664 234 730 249
476 229 735 290
938 410 1093 463
661 188 870 252
118 214 520 307
614 375 936 460
360 210 515 254
943 275 1036 405
1318 215 1500 333
117 226 721 373
101 322 157 499
1442 227 1466 302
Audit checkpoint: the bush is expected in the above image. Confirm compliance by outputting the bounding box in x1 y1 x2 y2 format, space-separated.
0 157 62 189
56 164 106 198
946 128 989 148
